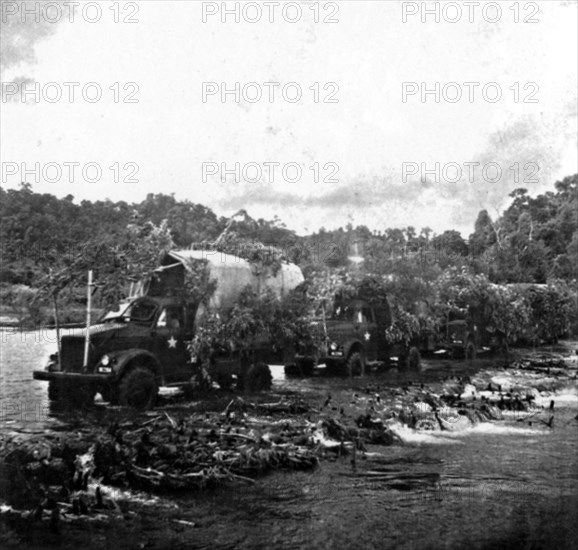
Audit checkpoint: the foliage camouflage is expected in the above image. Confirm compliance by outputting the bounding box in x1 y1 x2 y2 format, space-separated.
188 285 324 368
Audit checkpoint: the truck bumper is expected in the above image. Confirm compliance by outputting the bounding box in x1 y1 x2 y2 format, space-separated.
33 370 113 384
307 355 346 366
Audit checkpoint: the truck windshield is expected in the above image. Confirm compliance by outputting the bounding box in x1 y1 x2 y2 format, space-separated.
331 303 354 321
102 300 157 324
330 303 372 323
101 302 130 322
125 300 158 324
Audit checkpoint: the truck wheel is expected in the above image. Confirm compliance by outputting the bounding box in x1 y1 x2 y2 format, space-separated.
245 362 272 393
119 367 158 409
407 347 422 371
465 340 476 360
346 352 365 377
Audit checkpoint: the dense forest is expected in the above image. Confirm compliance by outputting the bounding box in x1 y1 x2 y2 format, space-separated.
1 174 577 337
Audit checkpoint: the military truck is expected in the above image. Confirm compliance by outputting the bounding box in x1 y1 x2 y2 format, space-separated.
286 291 422 377
440 315 479 359
420 311 508 360
33 249 304 408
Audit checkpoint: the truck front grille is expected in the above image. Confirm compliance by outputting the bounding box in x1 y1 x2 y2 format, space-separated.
60 338 94 371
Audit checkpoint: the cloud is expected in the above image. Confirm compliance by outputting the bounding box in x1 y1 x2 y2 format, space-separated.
212 107 577 237
1 1 69 100
215 171 426 209
452 111 576 220
1 1 66 71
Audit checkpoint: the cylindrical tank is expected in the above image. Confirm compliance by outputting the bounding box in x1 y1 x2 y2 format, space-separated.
158 249 304 311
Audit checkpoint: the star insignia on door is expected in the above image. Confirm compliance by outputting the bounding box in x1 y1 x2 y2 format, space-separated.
167 336 177 349
364 332 371 341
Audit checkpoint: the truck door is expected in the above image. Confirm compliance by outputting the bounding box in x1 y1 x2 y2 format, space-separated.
153 305 190 382
354 304 379 362
373 304 391 362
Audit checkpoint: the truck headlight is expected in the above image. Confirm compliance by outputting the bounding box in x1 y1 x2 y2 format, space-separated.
328 343 343 357
100 354 110 366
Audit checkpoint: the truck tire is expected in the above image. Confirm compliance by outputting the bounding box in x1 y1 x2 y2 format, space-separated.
119 367 158 409
407 347 422 371
465 340 476 360
245 362 272 393
346 351 365 377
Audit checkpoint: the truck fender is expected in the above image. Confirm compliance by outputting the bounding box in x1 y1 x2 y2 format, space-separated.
343 340 364 360
107 349 163 382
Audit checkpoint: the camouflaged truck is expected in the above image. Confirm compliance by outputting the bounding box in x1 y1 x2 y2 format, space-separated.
33 250 304 408
286 290 422 377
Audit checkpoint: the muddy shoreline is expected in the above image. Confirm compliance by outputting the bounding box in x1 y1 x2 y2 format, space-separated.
1 344 577 549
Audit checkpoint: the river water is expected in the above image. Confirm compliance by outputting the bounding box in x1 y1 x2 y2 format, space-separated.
0 327 59 431
1 330 577 548
182 373 578 549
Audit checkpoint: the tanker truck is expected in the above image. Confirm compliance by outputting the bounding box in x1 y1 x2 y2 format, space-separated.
33 249 304 408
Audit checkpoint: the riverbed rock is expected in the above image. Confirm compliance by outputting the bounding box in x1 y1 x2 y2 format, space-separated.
412 401 432 414
414 416 439 431
436 411 472 432
459 384 479 401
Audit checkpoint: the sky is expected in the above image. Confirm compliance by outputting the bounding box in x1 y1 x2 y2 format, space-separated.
1 0 577 237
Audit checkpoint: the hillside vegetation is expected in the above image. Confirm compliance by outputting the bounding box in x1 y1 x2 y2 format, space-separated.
1 175 576 338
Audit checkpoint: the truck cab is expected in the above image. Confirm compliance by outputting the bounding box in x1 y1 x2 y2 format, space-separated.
442 317 478 359
291 296 421 377
34 296 201 408
321 299 387 374
439 311 508 359
34 294 277 408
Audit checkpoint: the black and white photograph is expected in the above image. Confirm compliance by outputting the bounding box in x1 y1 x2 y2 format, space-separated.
1 1 577 548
